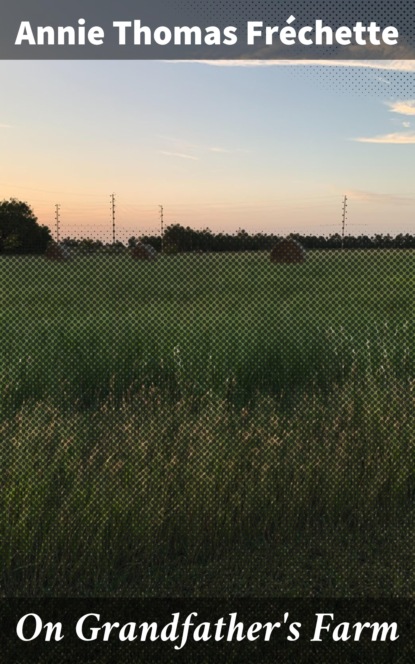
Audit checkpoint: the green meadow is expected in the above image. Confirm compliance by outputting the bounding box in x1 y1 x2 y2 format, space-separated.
0 250 414 596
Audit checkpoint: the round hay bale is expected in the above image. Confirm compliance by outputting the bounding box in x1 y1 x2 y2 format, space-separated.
131 243 158 261
270 238 306 264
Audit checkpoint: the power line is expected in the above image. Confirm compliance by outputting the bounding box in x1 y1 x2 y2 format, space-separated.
110 193 116 244
55 203 60 243
159 204 164 253
341 195 347 249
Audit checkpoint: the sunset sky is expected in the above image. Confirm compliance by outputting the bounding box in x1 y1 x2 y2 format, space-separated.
1 59 415 242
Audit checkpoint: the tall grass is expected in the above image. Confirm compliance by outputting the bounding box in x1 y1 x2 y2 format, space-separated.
0 251 414 595
1 370 413 595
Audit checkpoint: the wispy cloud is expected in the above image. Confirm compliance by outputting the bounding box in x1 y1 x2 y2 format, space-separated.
208 146 231 153
0 123 13 128
157 135 248 158
159 150 199 160
347 189 415 204
352 97 415 143
187 59 415 72
208 146 250 154
353 131 415 144
386 99 415 115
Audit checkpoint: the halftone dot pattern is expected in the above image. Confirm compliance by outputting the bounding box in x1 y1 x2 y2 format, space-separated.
184 0 415 38
1 216 414 614
287 64 415 96
181 0 415 65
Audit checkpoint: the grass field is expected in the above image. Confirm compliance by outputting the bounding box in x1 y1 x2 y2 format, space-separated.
0 250 414 596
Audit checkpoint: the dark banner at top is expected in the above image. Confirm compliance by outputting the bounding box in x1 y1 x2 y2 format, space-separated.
0 0 414 60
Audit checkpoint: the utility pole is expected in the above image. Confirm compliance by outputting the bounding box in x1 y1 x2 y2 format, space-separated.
55 204 60 243
110 194 116 244
341 195 347 249
159 204 164 253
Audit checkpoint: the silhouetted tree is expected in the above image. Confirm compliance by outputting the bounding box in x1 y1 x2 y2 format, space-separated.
0 198 51 254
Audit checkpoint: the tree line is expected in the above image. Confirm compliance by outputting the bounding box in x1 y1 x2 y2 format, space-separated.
1 199 415 254
140 224 415 253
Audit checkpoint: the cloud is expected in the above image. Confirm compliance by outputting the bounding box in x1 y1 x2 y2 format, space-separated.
158 150 199 160
386 99 415 115
353 131 415 143
352 98 415 143
0 123 13 128
157 136 248 157
209 146 250 154
347 189 415 204
185 59 415 72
